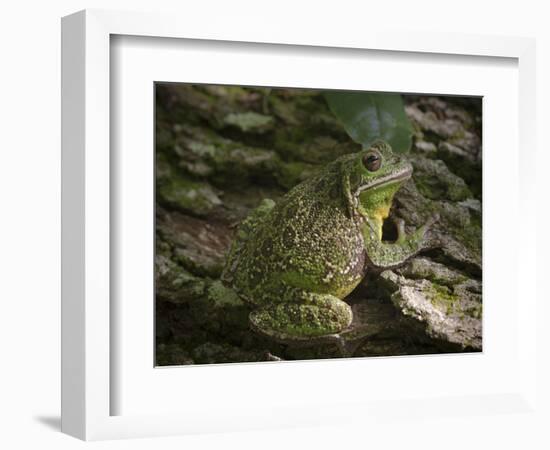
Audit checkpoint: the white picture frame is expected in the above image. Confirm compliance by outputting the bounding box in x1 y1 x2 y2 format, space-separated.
61 9 539 441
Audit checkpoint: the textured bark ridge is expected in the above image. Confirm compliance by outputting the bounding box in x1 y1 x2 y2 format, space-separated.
155 85 482 365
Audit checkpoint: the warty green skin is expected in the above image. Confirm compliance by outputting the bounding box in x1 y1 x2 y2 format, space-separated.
221 140 435 341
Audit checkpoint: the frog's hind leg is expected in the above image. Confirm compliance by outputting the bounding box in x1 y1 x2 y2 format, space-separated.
249 292 353 342
221 198 275 284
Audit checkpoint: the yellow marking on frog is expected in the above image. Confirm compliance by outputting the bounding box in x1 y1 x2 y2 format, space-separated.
371 204 391 240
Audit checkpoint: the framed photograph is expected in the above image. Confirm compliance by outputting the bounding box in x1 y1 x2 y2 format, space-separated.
62 9 538 441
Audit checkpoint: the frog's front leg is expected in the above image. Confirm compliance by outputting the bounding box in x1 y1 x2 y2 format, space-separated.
249 291 352 341
363 214 439 270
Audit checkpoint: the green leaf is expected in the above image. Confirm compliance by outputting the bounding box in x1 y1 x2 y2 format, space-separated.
324 91 413 153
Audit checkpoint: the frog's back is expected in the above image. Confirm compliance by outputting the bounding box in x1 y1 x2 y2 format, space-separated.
221 198 275 288
223 164 366 304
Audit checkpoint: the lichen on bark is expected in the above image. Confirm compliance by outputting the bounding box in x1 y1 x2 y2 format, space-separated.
155 85 482 365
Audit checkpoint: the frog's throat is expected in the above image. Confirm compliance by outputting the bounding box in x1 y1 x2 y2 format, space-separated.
356 175 410 240
359 206 388 241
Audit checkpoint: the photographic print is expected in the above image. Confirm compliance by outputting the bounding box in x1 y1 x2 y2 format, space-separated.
154 84 482 366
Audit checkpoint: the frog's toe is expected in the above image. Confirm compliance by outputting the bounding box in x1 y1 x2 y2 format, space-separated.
393 217 406 243
249 299 352 342
415 212 440 239
428 212 440 227
423 212 440 230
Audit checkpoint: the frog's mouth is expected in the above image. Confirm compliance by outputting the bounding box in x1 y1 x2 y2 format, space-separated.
354 165 412 195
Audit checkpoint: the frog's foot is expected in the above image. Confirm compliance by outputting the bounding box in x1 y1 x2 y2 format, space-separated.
394 213 439 244
412 213 440 250
366 213 440 269
416 213 440 238
394 217 407 244
249 294 352 343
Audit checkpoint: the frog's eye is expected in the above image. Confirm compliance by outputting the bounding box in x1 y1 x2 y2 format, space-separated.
362 151 382 172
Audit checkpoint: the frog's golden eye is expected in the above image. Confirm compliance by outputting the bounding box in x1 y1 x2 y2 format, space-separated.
362 151 382 172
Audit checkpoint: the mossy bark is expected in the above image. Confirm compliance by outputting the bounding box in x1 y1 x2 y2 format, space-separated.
155 85 482 365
